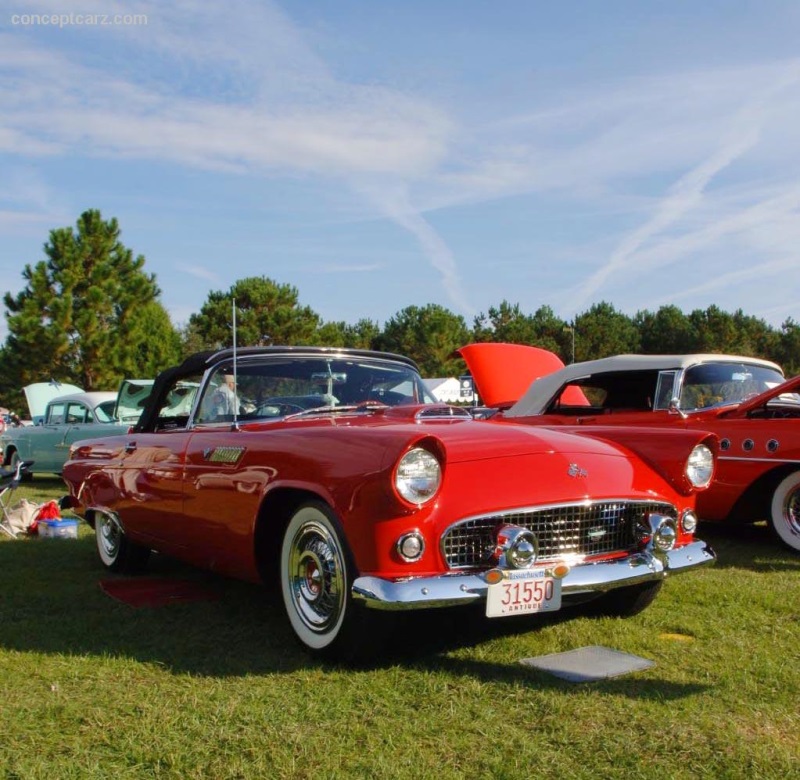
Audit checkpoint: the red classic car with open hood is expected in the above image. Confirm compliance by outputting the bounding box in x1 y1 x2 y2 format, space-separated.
460 342 800 554
63 346 716 659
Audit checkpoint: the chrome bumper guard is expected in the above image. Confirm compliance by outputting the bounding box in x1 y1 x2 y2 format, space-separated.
352 540 715 611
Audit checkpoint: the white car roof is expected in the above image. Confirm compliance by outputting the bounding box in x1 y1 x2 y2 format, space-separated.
507 353 783 417
47 391 118 410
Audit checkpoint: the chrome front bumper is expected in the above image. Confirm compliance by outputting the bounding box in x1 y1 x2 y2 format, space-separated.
352 540 715 611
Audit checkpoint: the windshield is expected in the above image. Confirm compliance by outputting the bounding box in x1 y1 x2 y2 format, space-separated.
96 400 118 423
195 356 437 424
680 363 786 410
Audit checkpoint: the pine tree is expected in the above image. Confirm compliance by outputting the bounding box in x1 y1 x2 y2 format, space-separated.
2 209 179 394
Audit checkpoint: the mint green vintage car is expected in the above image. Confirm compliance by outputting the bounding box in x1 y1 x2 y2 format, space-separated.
0 381 153 478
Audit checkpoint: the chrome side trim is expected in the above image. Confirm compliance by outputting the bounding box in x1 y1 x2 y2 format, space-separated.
352 540 715 611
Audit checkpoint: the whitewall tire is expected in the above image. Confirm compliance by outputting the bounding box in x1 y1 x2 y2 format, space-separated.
770 472 800 553
280 501 361 657
95 512 150 573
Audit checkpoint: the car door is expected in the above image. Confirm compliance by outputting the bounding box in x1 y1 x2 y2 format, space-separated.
110 427 194 556
180 426 269 580
29 401 68 471
106 375 204 557
54 401 94 465
61 400 123 456
542 369 687 429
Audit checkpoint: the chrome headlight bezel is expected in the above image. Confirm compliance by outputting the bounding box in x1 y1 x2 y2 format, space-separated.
396 531 425 562
681 509 699 534
394 447 442 506
686 444 714 489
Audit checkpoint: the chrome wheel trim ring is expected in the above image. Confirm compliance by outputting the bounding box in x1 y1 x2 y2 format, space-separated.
97 515 121 563
287 519 345 635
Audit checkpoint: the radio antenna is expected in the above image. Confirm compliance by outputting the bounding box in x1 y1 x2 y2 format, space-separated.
231 297 239 431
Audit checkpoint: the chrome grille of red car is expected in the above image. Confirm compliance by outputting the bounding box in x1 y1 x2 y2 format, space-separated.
441 501 678 569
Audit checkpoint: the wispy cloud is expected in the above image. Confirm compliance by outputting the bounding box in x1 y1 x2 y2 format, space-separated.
313 262 385 273
651 254 798 309
0 1 472 310
175 264 220 284
4 3 800 325
563 61 800 312
365 184 475 316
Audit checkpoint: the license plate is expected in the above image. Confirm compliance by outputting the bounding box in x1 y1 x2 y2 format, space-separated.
486 570 562 618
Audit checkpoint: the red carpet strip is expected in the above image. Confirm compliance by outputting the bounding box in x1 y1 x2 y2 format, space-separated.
99 577 220 608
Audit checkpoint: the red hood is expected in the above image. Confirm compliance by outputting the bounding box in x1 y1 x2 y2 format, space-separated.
239 403 635 463
396 416 633 463
457 342 587 408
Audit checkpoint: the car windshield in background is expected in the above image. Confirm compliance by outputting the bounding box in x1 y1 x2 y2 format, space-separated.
115 380 155 424
96 400 118 423
680 363 789 410
195 356 438 424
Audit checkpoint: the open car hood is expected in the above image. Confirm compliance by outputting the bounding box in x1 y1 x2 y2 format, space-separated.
457 343 586 408
23 381 84 421
114 379 155 424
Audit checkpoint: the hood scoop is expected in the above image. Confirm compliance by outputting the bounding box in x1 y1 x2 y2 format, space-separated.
415 405 471 421
382 404 472 423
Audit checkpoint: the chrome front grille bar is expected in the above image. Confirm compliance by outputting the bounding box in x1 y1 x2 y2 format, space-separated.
441 500 678 569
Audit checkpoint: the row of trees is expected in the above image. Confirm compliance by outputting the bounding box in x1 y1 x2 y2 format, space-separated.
2 210 799 411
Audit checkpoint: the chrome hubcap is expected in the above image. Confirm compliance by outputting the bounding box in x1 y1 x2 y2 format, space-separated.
288 521 345 634
784 487 800 535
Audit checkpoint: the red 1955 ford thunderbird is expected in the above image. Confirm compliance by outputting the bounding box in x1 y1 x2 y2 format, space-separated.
63 346 715 659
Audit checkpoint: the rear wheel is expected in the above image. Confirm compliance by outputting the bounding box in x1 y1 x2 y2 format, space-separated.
589 581 663 617
770 472 800 553
280 501 374 660
95 512 150 574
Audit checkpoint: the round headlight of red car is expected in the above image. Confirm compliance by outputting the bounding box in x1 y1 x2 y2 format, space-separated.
685 444 714 489
395 447 441 505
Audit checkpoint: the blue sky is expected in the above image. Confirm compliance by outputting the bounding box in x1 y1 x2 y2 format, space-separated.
2 1 800 340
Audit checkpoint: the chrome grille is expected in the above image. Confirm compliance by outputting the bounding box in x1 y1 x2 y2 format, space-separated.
441 501 677 569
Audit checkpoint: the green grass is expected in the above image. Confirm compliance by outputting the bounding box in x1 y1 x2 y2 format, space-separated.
1 477 798 779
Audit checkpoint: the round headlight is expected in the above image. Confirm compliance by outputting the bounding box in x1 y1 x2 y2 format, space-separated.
686 444 714 489
395 447 441 505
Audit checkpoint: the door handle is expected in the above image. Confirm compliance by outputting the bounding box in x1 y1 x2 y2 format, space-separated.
125 441 137 453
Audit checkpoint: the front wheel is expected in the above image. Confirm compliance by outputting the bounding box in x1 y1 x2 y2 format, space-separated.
770 472 800 553
95 512 150 574
280 502 373 660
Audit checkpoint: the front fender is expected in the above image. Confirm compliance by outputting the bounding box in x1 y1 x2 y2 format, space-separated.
559 426 718 496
